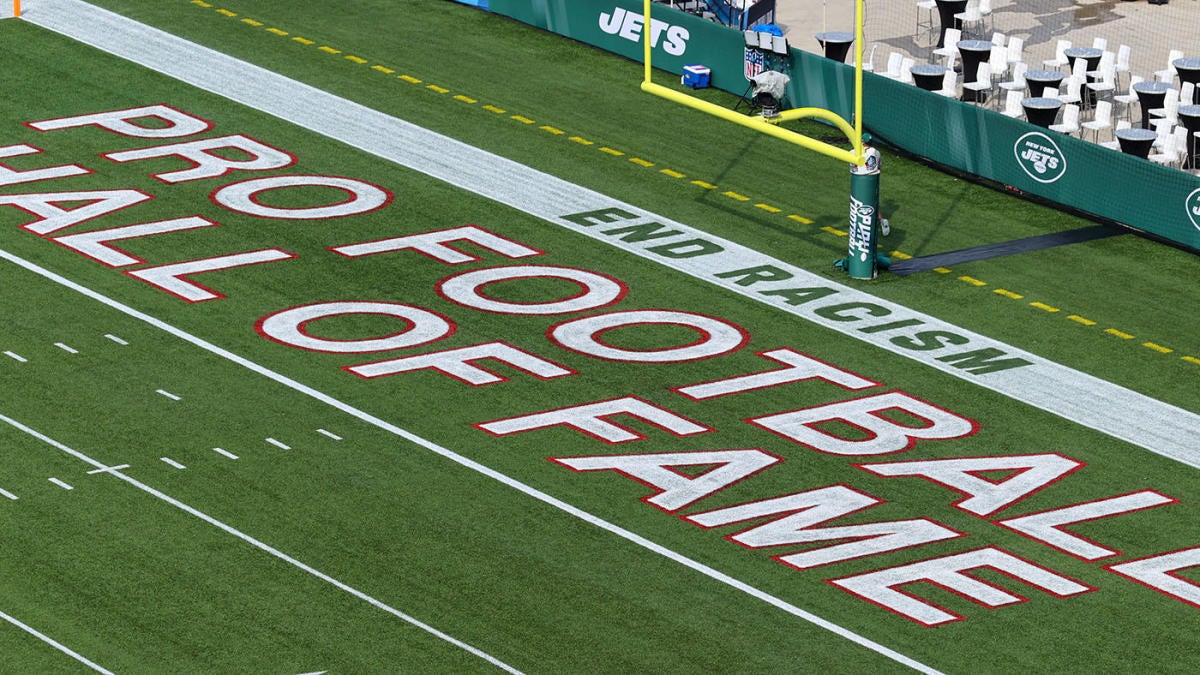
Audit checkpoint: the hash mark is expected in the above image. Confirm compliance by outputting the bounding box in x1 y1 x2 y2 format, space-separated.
54 343 78 354
0 487 17 500
156 389 181 401
317 428 343 441
48 478 73 491
213 447 239 460
266 437 291 450
104 334 128 345
161 457 187 469
4 351 27 363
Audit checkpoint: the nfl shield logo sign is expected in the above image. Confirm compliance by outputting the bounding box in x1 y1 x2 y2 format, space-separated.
744 48 765 79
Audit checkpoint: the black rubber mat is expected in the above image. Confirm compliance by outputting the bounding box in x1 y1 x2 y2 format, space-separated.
889 225 1126 276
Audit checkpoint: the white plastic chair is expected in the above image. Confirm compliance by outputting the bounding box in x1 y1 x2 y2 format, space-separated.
1006 37 1025 67
1099 120 1131 150
1081 100 1113 142
1001 90 1024 118
1049 104 1081 135
1058 78 1084 107
879 51 905 79
999 62 1028 95
935 69 959 98
932 28 961 66
962 61 993 103
1150 127 1188 168
991 32 1006 47
1113 75 1143 122
1155 49 1185 83
916 0 937 44
1043 39 1071 70
1092 37 1108 52
989 44 1009 78
1087 64 1117 103
1114 44 1132 89
855 43 879 72
955 0 992 39
898 57 917 85
1150 89 1181 131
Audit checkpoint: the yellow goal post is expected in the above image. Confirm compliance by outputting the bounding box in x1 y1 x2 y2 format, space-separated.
639 0 866 167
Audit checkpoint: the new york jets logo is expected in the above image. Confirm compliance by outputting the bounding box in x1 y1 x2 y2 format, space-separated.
1014 132 1067 184
1187 188 1200 233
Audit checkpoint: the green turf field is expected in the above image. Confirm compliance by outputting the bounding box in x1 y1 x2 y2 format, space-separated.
1 1 1198 672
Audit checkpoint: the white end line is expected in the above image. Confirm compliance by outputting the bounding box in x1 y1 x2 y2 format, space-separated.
0 609 113 674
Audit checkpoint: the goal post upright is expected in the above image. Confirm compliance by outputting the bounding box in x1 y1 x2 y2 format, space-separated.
640 0 887 280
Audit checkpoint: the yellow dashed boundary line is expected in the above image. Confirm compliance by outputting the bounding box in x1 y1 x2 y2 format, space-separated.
193 1 1192 370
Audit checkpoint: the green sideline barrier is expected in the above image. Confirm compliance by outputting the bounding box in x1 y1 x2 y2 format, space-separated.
489 0 1200 253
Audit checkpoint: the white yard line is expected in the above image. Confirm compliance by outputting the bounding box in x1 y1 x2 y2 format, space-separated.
0 411 524 675
21 0 1200 467
0 248 941 674
0 609 113 674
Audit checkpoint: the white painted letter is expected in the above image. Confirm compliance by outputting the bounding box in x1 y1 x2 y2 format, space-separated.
477 396 709 444
105 135 294 183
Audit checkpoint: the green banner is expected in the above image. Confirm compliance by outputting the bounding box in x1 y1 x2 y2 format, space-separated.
489 0 1200 253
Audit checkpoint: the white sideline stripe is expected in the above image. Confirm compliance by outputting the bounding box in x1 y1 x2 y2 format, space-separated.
103 334 128 346
266 437 291 450
48 477 73 490
156 389 181 401
160 457 186 469
212 447 239 460
23 0 1200 468
0 608 113 674
4 351 27 363
0 251 939 675
316 428 342 441
0 412 523 675
54 342 78 354
0 487 18 500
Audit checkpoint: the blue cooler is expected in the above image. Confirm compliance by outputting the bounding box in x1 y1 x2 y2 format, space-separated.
681 64 711 89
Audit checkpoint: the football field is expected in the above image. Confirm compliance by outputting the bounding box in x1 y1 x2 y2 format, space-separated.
2 1 1200 672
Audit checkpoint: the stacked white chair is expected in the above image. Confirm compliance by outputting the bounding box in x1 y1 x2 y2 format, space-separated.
1087 63 1118 103
1058 78 1084 107
1150 89 1182 131
1149 127 1188 168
